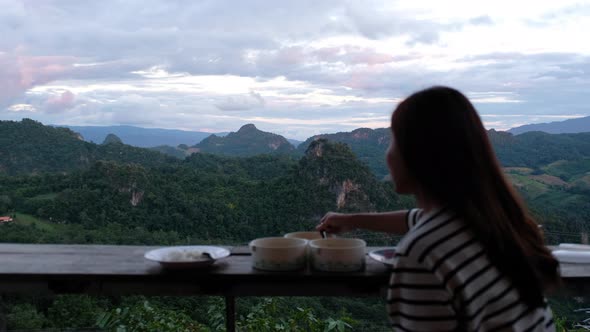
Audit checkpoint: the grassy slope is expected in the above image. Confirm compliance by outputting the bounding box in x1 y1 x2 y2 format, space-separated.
543 159 590 182
506 173 550 199
13 212 57 232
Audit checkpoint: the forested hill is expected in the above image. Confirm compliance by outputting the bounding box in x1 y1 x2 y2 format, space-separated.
194 123 296 156
0 140 403 242
3 119 590 178
297 128 391 179
296 128 590 177
0 119 177 175
488 130 590 168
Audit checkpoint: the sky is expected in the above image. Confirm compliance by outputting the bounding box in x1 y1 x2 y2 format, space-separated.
1 0 589 139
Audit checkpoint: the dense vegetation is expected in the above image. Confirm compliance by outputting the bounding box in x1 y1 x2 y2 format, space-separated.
0 139 401 245
1 119 589 330
489 130 590 168
0 119 177 175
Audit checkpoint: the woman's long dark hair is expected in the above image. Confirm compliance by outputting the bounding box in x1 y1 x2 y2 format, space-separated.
391 86 560 308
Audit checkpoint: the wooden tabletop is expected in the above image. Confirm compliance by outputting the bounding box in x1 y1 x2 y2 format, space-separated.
0 244 391 297
0 244 588 297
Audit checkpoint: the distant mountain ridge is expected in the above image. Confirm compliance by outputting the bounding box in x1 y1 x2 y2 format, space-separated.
5 119 590 178
56 124 305 150
508 116 590 135
51 116 590 156
487 129 590 167
193 124 296 156
56 125 223 147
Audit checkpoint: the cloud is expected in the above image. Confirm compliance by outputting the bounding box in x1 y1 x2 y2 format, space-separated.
469 15 494 25
312 46 394 65
0 53 76 107
7 103 36 113
215 91 266 111
1 1 589 139
527 2 590 27
44 90 75 113
344 4 450 44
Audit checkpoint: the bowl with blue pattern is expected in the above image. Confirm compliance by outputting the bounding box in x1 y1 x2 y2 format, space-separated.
309 238 366 272
249 237 307 271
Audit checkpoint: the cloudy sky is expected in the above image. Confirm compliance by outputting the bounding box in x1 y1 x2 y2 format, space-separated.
1 0 589 139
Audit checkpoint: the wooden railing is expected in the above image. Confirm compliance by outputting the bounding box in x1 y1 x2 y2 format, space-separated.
0 244 588 331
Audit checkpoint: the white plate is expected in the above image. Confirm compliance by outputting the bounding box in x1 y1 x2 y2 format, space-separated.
558 243 590 251
368 248 396 267
144 246 230 269
552 250 590 264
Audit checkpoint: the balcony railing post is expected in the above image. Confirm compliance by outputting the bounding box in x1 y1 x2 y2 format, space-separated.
226 295 236 332
0 295 6 332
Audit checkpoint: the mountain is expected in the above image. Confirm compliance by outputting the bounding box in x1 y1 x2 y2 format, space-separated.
0 139 402 242
293 127 590 177
194 124 296 156
295 138 399 212
0 119 176 175
56 125 218 147
287 139 303 147
508 116 590 135
488 130 590 168
297 128 391 179
7 119 590 179
2 118 590 247
102 133 122 145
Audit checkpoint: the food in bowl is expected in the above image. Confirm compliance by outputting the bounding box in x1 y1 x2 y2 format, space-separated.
284 231 324 240
284 231 324 258
249 237 307 271
309 238 366 272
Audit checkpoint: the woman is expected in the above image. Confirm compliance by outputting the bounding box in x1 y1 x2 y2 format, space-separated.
317 86 560 331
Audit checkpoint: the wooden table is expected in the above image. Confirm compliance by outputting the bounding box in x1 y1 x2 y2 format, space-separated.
0 244 589 331
0 244 391 331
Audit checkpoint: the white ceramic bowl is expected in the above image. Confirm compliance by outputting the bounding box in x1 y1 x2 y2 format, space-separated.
249 237 307 271
309 238 366 272
284 231 326 257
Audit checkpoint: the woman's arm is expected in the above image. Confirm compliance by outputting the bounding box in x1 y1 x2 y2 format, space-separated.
316 210 410 235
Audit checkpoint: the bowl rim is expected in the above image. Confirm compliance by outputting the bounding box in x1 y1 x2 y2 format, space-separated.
308 238 366 249
249 236 308 248
284 231 323 238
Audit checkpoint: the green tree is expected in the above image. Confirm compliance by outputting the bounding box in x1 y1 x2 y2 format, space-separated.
97 300 207 332
47 295 108 330
234 298 355 332
6 303 46 330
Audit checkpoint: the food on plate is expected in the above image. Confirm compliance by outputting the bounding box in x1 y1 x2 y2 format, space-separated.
163 250 210 262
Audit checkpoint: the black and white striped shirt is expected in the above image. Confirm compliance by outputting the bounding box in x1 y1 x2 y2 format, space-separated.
387 207 555 332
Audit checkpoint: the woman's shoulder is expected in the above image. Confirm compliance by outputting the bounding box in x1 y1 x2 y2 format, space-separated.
395 206 471 262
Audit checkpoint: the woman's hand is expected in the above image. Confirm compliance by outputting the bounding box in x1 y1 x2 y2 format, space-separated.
316 212 357 234
316 210 410 235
